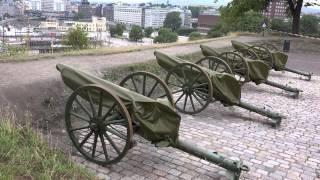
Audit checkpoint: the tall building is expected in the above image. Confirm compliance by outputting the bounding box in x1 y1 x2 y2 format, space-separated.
113 5 143 26
263 0 287 19
103 4 114 21
0 0 25 16
41 0 68 12
29 0 41 11
78 0 93 19
197 14 220 33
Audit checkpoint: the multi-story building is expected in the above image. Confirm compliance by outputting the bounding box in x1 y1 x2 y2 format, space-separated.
113 5 143 26
0 0 25 16
103 4 114 21
29 0 41 11
41 0 68 12
78 0 93 19
38 16 107 32
197 14 220 33
263 0 287 19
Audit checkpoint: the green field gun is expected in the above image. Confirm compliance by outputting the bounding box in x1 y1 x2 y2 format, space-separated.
231 40 312 81
56 64 249 180
152 51 283 127
199 45 302 98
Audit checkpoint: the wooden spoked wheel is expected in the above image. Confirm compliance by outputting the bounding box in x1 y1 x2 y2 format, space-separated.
65 85 133 165
195 56 233 74
261 43 279 52
119 71 174 107
165 63 213 114
236 48 259 60
219 52 250 84
248 45 274 68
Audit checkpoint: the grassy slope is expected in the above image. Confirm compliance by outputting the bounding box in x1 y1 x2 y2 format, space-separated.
0 112 94 180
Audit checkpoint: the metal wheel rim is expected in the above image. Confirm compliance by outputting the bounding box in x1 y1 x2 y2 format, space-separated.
195 56 233 74
165 63 213 114
119 71 174 107
219 52 250 84
65 85 133 165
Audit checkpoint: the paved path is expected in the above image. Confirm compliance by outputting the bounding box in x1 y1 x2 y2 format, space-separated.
0 36 261 89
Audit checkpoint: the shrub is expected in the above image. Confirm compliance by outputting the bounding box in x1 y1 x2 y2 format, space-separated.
129 25 143 41
154 28 178 43
177 28 197 36
65 26 89 49
236 10 264 32
189 32 204 41
144 27 153 38
270 19 292 32
207 30 223 38
300 15 319 35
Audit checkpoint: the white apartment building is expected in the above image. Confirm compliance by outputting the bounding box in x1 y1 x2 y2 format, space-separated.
41 0 68 12
113 5 143 26
29 0 41 11
144 8 170 28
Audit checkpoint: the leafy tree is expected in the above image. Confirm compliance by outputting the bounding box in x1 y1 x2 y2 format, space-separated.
110 24 126 37
65 26 89 49
164 12 182 32
177 28 196 36
300 15 319 34
188 6 202 18
207 29 223 38
154 28 178 43
129 25 144 41
236 10 264 32
144 27 153 38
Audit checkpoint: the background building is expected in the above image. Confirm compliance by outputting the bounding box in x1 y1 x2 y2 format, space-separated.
78 0 93 19
0 0 25 16
29 0 41 11
144 8 170 28
41 0 68 12
263 0 287 19
197 14 220 33
113 5 143 26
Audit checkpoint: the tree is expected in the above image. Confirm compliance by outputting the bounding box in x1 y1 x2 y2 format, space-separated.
65 26 89 49
188 6 203 18
270 19 292 32
144 27 153 38
129 25 144 41
110 24 126 37
236 10 264 32
164 12 182 32
300 15 319 34
154 28 178 43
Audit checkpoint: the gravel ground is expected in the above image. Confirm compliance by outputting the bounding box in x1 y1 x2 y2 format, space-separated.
71 71 320 180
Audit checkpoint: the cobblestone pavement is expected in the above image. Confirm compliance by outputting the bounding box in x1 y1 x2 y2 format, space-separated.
71 71 320 180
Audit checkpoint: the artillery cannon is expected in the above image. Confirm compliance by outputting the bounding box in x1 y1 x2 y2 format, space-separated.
199 45 302 98
150 51 283 127
56 64 249 180
231 40 312 81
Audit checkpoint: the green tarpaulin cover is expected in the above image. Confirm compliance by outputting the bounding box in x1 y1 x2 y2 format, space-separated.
231 40 288 71
56 64 181 146
200 45 270 84
154 51 241 105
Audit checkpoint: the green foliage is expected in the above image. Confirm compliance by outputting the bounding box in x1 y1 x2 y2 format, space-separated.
188 6 204 18
154 28 178 43
110 24 126 37
0 113 94 179
300 15 319 35
144 27 154 38
177 28 197 36
129 25 144 41
65 26 89 49
5 45 27 56
270 19 292 32
236 10 264 32
164 12 182 32
188 32 204 41
207 30 223 38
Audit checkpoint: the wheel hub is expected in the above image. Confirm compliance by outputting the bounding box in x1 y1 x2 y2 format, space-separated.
90 116 106 133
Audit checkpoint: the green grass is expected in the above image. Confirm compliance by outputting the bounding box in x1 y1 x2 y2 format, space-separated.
0 111 95 180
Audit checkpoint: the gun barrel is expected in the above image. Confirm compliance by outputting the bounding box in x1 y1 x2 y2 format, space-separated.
175 139 249 180
264 80 301 97
237 101 282 126
284 67 312 81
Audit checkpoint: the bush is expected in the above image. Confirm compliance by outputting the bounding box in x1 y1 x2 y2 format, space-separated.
129 25 143 41
189 32 204 41
177 28 197 36
110 24 126 37
154 28 178 43
270 19 292 32
144 27 153 38
207 30 223 38
236 10 264 32
300 15 319 35
65 26 89 49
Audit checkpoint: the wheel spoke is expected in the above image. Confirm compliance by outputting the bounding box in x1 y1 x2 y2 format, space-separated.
75 97 92 119
105 119 127 126
106 126 127 140
183 94 189 111
91 133 98 158
79 130 93 147
175 92 186 105
192 83 208 89
189 94 196 111
99 134 109 161
131 77 139 93
86 90 96 117
167 81 183 88
70 112 91 123
189 73 202 87
70 125 90 132
194 90 209 99
98 90 103 116
171 89 183 95
192 92 205 106
142 75 146 96
181 68 187 84
147 81 159 97
172 73 185 85
102 103 116 121
104 132 121 155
